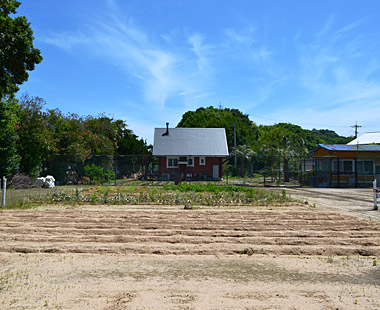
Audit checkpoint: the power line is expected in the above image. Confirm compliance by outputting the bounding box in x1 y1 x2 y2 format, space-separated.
215 106 376 133
249 114 353 129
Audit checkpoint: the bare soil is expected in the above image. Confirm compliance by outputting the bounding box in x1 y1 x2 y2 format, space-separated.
0 202 380 309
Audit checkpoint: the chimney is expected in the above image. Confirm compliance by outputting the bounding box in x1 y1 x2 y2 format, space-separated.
162 122 169 136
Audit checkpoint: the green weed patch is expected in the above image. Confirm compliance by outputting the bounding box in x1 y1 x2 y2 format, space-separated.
2 183 294 208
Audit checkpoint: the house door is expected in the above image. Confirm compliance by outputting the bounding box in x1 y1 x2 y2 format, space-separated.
179 164 187 181
213 165 219 180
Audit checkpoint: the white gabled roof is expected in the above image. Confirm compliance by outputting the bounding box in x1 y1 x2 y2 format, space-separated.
347 132 380 145
153 127 229 156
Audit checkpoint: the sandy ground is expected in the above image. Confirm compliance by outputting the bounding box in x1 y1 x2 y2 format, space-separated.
1 253 380 310
0 190 380 309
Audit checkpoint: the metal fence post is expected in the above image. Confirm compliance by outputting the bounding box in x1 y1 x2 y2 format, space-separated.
374 179 378 211
2 176 6 207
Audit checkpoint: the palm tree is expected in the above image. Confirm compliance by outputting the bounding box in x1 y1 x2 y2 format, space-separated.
232 145 256 178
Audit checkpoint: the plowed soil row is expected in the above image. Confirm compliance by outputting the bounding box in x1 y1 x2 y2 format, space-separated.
1 206 379 256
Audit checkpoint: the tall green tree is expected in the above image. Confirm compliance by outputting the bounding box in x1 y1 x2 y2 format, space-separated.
43 110 150 156
0 97 19 177
231 144 256 178
17 95 53 177
117 132 151 155
259 123 314 182
0 0 42 178
0 0 42 99
177 106 259 150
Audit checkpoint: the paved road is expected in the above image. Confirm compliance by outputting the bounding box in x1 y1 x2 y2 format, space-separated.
275 187 380 222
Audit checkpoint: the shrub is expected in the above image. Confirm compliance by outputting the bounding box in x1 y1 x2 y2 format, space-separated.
84 164 115 184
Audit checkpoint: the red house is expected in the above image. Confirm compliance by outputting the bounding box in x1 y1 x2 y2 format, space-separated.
153 124 229 181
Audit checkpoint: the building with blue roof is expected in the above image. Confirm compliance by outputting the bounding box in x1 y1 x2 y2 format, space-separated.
312 144 380 187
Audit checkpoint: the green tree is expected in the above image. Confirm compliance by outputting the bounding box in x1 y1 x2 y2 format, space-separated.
43 109 150 156
259 123 312 182
17 94 53 177
117 130 151 155
0 97 19 177
84 115 121 154
0 0 43 99
231 144 256 178
177 106 259 150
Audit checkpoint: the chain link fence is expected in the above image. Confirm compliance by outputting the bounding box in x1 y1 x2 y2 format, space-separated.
39 154 311 187
41 154 157 185
37 154 380 188
224 155 313 187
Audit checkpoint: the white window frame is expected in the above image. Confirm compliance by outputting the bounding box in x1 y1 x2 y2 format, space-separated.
199 156 206 166
167 157 178 168
187 157 194 167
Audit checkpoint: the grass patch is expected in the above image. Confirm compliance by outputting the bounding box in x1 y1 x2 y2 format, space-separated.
1 188 57 209
163 182 258 193
2 182 295 208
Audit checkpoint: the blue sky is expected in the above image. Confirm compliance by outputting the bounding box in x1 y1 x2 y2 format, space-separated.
17 0 380 144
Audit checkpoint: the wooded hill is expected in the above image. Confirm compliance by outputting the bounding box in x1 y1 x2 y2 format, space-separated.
177 106 353 153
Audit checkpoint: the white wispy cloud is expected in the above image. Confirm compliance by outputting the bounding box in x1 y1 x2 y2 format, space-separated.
223 26 274 67
188 33 213 74
41 33 90 51
39 2 380 139
42 3 210 111
297 16 379 95
194 92 216 99
335 18 365 37
275 15 380 135
316 14 335 39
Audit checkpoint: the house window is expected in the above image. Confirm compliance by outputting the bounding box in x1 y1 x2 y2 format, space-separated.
167 157 178 168
316 159 329 172
357 160 374 175
376 165 380 175
333 160 375 175
333 160 354 175
199 157 206 166
187 158 194 167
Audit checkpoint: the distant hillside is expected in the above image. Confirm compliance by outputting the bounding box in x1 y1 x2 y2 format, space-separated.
311 129 353 145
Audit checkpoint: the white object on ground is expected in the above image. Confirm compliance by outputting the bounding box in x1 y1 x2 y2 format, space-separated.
35 175 55 188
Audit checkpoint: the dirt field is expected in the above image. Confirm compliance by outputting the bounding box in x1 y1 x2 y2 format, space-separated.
1 197 380 309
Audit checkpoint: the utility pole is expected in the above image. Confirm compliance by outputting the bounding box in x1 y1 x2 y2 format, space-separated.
234 122 237 166
218 102 223 109
351 121 362 139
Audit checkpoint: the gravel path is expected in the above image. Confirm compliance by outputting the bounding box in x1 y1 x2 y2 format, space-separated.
277 187 380 221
